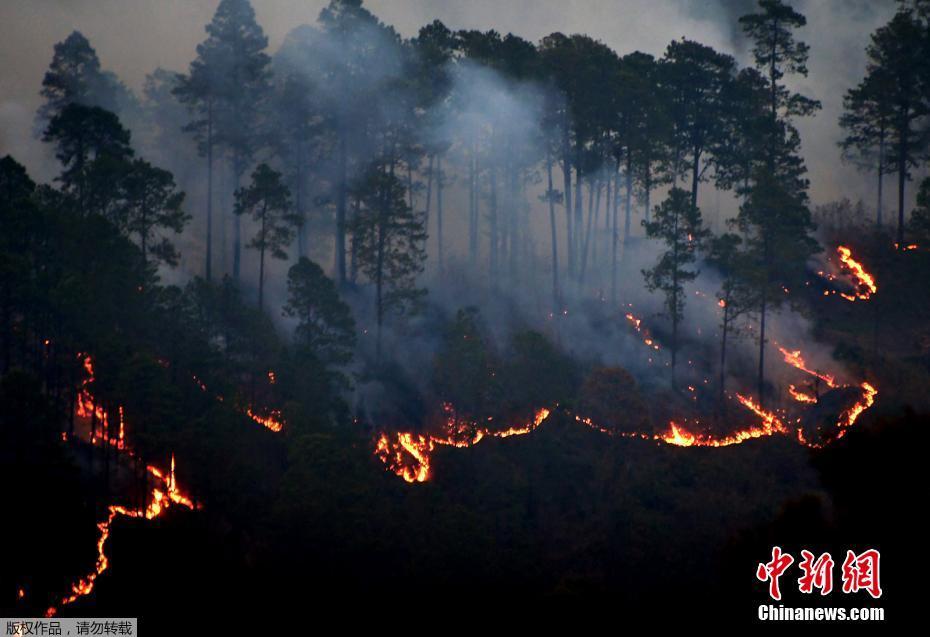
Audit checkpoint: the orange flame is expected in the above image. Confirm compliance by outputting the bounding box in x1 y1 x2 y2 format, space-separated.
836 246 877 301
246 407 284 433
788 384 818 404
841 382 877 429
778 347 836 387
374 408 551 483
46 455 194 617
626 312 660 350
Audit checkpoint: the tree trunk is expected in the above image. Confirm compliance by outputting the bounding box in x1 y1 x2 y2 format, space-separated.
546 150 559 312
562 118 574 277
671 208 680 388
579 178 596 286
232 160 242 281
876 123 884 228
897 119 907 246
623 153 633 256
336 128 348 285
719 298 729 411
424 154 434 263
468 140 478 268
489 162 498 279
611 158 620 303
690 148 701 213
573 159 583 279
437 155 444 276
758 291 767 408
258 203 266 309
350 194 360 284
295 139 306 258
205 103 213 281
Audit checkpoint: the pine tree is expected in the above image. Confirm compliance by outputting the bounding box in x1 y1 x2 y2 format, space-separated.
349 168 426 359
175 0 272 281
706 233 751 411
738 0 822 406
42 104 133 217
642 188 709 384
839 71 895 227
234 164 301 309
859 8 930 244
35 31 133 131
119 159 189 266
283 257 356 366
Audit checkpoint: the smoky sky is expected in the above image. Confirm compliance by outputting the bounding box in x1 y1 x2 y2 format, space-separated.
0 0 904 204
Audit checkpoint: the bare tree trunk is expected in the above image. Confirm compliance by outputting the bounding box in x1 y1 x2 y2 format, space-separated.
876 124 884 228
205 102 214 281
336 129 348 285
258 204 266 309
611 158 620 303
469 139 479 267
295 139 306 258
562 118 573 277
547 150 559 311
437 155 444 277
623 153 633 257
579 178 596 286
489 162 499 280
719 299 729 409
896 121 907 246
424 154 434 263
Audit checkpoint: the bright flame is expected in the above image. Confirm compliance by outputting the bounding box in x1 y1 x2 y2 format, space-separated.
45 455 195 617
778 347 836 388
836 246 877 301
374 408 550 483
788 384 818 404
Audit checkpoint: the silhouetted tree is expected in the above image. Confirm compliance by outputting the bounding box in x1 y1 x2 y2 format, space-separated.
234 164 300 309
42 104 133 216
858 8 930 244
119 159 189 265
175 0 272 281
284 257 356 366
349 169 426 359
642 188 709 384
839 71 895 227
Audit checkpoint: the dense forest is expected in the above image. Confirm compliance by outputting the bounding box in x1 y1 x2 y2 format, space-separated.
3 0 930 628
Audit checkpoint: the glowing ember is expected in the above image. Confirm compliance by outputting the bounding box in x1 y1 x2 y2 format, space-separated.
246 407 284 433
626 311 661 350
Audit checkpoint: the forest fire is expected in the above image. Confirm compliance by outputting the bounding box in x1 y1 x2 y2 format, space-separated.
375 331 879 482
45 455 195 617
836 246 877 301
45 355 198 616
374 406 550 483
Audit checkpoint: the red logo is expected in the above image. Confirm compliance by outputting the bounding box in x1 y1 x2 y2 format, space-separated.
756 548 881 600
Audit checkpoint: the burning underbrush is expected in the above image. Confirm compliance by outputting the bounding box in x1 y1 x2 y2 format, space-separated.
371 245 880 483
